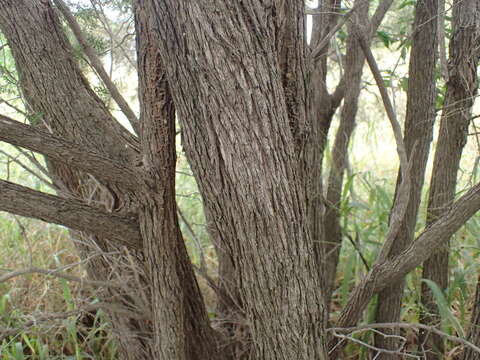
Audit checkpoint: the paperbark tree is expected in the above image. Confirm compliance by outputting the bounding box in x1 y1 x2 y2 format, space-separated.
420 0 480 357
374 0 438 356
1 1 480 359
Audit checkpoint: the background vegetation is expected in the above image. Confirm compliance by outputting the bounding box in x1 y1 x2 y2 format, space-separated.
1 0 480 358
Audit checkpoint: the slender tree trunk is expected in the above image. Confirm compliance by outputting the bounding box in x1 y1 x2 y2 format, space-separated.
374 0 438 356
150 1 328 358
420 1 480 357
323 0 369 305
307 1 343 280
134 2 220 358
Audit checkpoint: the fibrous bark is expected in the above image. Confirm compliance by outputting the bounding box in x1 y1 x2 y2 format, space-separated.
420 0 480 357
0 1 153 357
0 179 140 247
374 0 438 356
323 0 370 306
150 1 328 359
134 1 219 358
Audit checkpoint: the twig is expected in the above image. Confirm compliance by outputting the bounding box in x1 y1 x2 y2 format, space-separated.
328 322 480 355
0 303 147 342
0 149 55 189
13 146 51 180
345 233 370 271
53 0 139 134
353 25 412 263
177 208 207 272
0 266 119 288
13 216 33 267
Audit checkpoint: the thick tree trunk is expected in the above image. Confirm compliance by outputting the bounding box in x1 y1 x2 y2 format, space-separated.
420 1 480 357
374 0 438 356
150 1 328 359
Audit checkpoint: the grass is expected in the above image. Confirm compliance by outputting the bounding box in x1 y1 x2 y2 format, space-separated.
1 127 480 358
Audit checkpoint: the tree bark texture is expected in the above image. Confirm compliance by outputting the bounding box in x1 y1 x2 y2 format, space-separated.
149 1 328 359
306 0 343 275
323 0 369 306
374 0 438 356
0 2 159 358
134 1 219 358
420 0 480 357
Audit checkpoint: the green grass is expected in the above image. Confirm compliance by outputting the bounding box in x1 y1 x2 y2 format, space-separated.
1 132 480 358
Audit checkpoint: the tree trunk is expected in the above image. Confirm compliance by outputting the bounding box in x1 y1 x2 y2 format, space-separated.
323 0 369 306
134 1 219 358
150 1 328 358
307 1 344 285
0 1 219 358
0 2 156 358
420 0 480 357
374 0 438 356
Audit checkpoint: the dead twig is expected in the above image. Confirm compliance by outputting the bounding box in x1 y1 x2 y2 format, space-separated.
328 322 480 355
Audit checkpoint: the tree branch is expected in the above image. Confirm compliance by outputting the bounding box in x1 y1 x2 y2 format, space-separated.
369 0 395 37
336 181 480 328
0 179 141 248
0 115 141 192
53 0 140 134
328 0 395 111
310 0 365 64
329 322 480 355
354 25 412 263
0 266 118 288
0 148 54 189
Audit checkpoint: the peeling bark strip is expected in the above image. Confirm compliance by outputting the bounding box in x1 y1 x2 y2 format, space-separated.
420 0 480 357
374 0 438 356
0 180 141 247
150 1 328 359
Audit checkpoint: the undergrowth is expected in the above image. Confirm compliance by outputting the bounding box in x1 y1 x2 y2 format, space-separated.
1 166 480 359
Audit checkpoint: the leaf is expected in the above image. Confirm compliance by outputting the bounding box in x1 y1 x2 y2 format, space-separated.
422 279 465 337
398 0 415 9
377 31 393 48
13 342 25 360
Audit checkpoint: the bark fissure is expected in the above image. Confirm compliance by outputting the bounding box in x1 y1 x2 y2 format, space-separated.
420 0 480 356
374 0 438 355
150 1 328 358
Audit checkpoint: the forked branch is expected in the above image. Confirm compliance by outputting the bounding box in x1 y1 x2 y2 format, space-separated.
336 181 480 329
53 0 140 134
